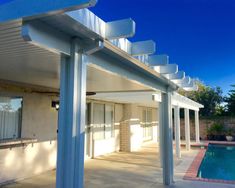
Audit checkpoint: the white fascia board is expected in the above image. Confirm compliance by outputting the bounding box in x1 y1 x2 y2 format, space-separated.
105 18 136 39
148 55 169 66
0 0 96 23
131 40 156 56
153 64 178 74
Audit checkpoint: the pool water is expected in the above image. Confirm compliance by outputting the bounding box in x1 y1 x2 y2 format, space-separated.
198 144 235 181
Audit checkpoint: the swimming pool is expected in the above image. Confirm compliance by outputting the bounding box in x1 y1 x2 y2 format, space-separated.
198 144 235 181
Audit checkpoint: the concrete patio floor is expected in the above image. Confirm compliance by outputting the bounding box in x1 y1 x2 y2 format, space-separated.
1 142 234 188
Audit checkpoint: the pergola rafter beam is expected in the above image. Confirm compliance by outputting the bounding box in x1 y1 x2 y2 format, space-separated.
148 55 169 66
22 20 71 55
106 18 136 39
177 79 194 88
173 76 190 84
153 64 178 74
131 40 156 56
66 9 136 41
165 71 185 80
22 19 105 56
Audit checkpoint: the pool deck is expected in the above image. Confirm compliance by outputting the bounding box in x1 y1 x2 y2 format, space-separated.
1 142 235 188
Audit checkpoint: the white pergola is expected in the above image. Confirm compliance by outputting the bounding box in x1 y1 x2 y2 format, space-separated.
0 0 202 187
172 92 204 158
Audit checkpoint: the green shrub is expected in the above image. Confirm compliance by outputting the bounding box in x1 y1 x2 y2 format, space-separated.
207 123 224 136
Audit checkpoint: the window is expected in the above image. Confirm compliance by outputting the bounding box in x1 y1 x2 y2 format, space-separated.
105 104 114 138
0 96 22 140
142 108 153 139
93 103 105 140
93 103 114 140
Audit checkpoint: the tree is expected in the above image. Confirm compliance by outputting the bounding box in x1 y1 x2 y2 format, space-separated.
179 80 224 117
225 85 235 116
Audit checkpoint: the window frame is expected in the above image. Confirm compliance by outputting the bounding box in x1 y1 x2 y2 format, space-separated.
141 107 153 139
0 95 23 141
91 101 115 140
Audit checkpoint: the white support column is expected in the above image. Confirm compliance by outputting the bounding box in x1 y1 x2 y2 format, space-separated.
158 104 163 167
56 39 87 188
160 90 174 185
174 106 181 158
195 110 200 143
184 108 191 150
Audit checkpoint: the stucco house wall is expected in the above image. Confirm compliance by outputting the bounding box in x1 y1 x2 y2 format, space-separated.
0 89 58 184
0 85 159 185
21 93 58 141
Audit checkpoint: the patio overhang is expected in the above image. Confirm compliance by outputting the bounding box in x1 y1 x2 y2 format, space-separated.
0 9 178 187
88 91 160 108
172 92 204 111
89 91 203 111
0 4 202 188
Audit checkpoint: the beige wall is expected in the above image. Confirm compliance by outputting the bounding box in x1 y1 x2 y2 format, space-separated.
0 86 160 184
0 88 58 142
0 93 125 184
0 140 57 184
0 88 58 185
21 93 58 142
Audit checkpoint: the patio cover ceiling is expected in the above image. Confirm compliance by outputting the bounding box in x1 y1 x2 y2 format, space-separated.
0 20 156 93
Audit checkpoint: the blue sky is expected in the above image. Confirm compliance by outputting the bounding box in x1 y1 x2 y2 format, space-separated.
91 0 235 95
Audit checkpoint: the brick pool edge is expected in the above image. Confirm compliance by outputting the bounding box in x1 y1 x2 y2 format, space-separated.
184 147 235 184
